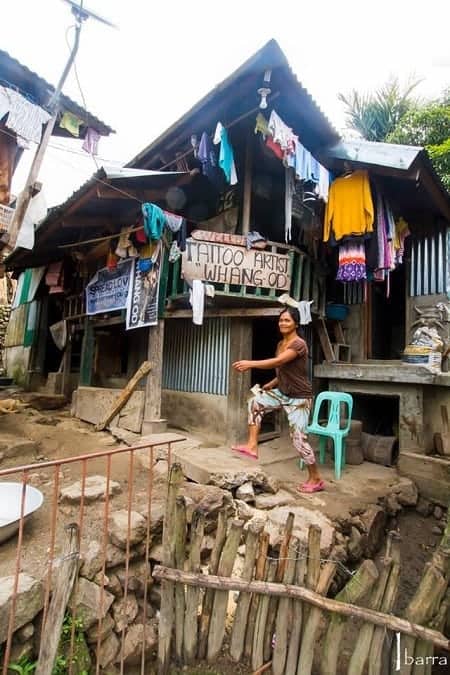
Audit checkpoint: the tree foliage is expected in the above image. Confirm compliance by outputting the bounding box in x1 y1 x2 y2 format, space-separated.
338 78 421 142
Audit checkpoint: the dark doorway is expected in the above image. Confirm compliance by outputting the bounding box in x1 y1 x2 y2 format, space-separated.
371 266 406 359
251 317 280 435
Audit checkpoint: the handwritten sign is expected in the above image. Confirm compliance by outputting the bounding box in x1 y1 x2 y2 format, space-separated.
182 239 291 291
86 259 132 316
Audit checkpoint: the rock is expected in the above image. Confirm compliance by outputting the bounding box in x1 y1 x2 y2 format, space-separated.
34 415 59 426
265 506 335 554
80 540 103 580
234 499 258 521
153 460 169 480
68 577 114 630
111 593 139 632
0 574 44 643
149 543 163 563
104 573 123 598
350 516 367 533
434 506 444 520
135 598 156 623
0 435 38 460
331 544 348 563
348 527 364 562
97 630 120 668
105 543 141 569
181 483 232 521
86 611 115 644
9 639 34 664
15 622 34 643
254 489 296 510
335 532 346 546
385 493 402 517
116 561 153 597
360 506 386 557
208 468 279 494
149 585 161 609
432 525 443 535
118 622 158 666
391 477 418 507
109 510 147 549
416 497 433 517
60 475 121 504
236 482 255 503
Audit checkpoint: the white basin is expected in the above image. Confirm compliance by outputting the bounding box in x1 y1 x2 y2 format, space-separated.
0 482 44 544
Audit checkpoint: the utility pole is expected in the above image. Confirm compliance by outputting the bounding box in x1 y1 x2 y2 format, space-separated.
5 0 115 253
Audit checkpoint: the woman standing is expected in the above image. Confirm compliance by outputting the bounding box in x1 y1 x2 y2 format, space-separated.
232 307 324 493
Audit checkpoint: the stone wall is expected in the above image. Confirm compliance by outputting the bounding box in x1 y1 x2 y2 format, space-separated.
5 345 31 386
0 304 11 374
161 389 228 440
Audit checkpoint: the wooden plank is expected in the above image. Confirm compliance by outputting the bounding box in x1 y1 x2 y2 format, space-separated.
152 565 450 650
242 130 253 235
285 547 307 674
315 318 336 363
174 497 187 664
272 537 299 675
36 524 79 675
183 509 205 664
95 360 152 431
165 307 282 319
79 317 94 386
245 531 270 659
252 559 278 671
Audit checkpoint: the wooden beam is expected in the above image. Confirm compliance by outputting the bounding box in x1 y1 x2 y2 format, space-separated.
152 565 450 651
95 360 152 431
165 307 282 319
242 130 253 235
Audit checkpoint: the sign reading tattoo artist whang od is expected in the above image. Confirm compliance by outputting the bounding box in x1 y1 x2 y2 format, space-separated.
85 259 133 315
182 239 291 290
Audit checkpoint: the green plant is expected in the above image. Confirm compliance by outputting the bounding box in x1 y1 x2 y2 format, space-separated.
51 613 90 675
7 656 37 674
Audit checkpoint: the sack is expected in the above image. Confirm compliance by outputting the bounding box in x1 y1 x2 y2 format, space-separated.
402 345 442 374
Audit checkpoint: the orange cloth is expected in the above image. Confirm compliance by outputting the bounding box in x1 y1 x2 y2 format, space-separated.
323 170 374 242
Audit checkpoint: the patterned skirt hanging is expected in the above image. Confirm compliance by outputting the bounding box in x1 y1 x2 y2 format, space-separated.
336 242 367 282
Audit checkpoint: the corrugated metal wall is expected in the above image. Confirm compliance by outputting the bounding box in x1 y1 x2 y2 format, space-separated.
162 318 230 395
409 231 446 297
4 305 27 347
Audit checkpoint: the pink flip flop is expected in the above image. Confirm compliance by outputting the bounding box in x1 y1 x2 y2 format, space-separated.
232 445 258 460
298 480 325 493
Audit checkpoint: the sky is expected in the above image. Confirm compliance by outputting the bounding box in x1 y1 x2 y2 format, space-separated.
2 0 450 207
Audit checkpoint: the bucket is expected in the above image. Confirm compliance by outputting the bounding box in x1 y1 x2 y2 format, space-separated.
361 433 399 466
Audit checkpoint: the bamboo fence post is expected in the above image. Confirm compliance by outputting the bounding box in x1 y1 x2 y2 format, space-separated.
207 519 244 663
304 524 322 631
183 508 205 664
245 531 270 659
368 538 401 675
197 508 228 659
263 513 295 662
296 560 337 675
272 537 299 675
321 559 379 675
157 463 184 675
347 557 393 675
252 558 278 671
36 524 80 675
413 594 450 675
174 496 187 664
285 545 307 674
230 520 264 662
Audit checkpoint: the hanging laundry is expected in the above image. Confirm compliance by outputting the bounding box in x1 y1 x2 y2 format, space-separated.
265 135 284 160
59 111 83 137
394 217 410 264
324 170 374 243
169 240 181 262
2 87 51 148
175 218 187 252
82 127 100 155
284 166 295 242
106 249 119 271
198 131 222 188
0 126 18 203
115 226 137 258
141 203 167 241
254 113 269 137
297 300 313 325
213 122 238 185
336 242 367 282
189 279 205 325
246 231 266 250
268 110 295 156
318 164 330 202
164 211 185 234
46 261 64 294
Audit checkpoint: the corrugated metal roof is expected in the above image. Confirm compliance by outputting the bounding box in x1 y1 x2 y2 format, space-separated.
0 48 114 136
129 39 339 169
322 140 423 171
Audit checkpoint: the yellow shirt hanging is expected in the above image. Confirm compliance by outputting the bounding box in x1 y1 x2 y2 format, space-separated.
323 170 374 242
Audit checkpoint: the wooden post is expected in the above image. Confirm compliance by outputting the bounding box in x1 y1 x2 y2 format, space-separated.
296 561 337 675
241 129 253 236
95 360 152 431
285 545 307 674
60 329 72 399
158 463 184 675
79 317 94 386
252 559 278 671
272 537 299 675
198 509 228 659
230 520 264 662
263 512 295 661
227 318 253 445
36 524 80 675
183 508 205 664
142 321 166 435
321 559 379 675
207 519 244 662
174 496 187 664
245 531 270 658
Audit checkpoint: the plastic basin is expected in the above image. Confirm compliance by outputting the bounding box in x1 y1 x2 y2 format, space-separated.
0 482 44 544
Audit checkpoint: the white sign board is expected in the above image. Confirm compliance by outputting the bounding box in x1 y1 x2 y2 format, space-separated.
182 239 291 291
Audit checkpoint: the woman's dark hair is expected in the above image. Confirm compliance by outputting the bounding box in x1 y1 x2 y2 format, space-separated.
279 307 303 336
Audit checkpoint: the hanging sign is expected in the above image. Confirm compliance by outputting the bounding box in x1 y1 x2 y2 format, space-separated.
85 259 133 316
126 245 162 330
182 238 291 290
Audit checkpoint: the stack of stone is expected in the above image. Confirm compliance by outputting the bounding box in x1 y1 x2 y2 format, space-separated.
0 303 11 374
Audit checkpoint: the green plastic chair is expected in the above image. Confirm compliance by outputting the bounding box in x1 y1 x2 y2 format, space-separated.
300 392 353 480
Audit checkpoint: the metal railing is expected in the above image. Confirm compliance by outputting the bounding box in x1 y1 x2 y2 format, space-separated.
0 437 183 675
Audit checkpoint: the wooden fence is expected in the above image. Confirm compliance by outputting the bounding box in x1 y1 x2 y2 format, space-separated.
154 464 450 674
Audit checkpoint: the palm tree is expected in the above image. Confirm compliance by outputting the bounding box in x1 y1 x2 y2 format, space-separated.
338 78 421 142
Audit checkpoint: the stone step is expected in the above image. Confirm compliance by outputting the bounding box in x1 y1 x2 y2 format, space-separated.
0 435 38 461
